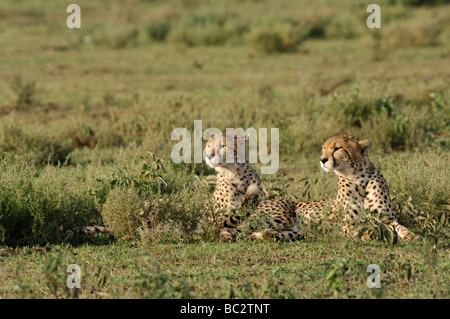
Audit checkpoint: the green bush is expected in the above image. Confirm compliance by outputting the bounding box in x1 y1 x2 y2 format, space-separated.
160 184 216 238
394 21 442 47
147 20 172 41
325 15 361 39
301 16 330 39
93 26 140 49
0 123 74 166
168 13 247 46
0 160 100 246
249 29 284 53
249 24 304 54
99 150 215 241
101 186 150 240
10 76 37 109
383 150 450 239
332 90 395 128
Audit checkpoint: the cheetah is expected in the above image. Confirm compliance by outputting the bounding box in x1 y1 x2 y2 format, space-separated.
309 134 422 241
206 133 421 242
205 132 302 242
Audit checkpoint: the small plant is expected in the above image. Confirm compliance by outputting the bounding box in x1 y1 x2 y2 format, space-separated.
356 210 398 244
168 13 240 46
94 27 140 49
0 160 100 246
249 24 304 54
325 15 360 40
147 20 172 41
261 272 295 299
265 182 298 201
370 29 388 61
110 152 169 194
139 152 168 188
390 16 443 47
0 124 74 166
42 247 70 298
249 29 284 54
101 186 150 240
157 183 215 239
387 115 409 149
133 254 192 298
333 89 396 128
74 123 95 149
10 76 37 109
326 258 350 295
374 97 394 117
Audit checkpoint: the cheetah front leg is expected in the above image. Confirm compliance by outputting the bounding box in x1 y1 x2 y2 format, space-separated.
250 201 302 241
219 227 241 243
250 226 302 241
394 223 423 241
218 213 243 243
250 229 278 240
275 225 303 241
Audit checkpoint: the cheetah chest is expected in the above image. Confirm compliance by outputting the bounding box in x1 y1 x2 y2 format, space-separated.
214 177 249 210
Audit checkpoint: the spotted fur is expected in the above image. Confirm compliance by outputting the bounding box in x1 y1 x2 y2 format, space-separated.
303 134 422 241
206 133 422 242
205 133 302 242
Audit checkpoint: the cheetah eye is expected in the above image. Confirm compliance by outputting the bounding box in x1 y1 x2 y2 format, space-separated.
334 147 342 151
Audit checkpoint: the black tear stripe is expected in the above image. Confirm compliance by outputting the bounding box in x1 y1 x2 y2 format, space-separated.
331 149 338 167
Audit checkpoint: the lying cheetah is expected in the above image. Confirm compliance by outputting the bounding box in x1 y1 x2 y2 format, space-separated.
312 134 422 241
205 132 302 242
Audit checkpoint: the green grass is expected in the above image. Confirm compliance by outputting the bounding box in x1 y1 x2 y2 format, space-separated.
1 239 448 299
0 0 449 298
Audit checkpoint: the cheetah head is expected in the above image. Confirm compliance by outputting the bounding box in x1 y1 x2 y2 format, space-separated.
319 135 372 176
205 133 249 171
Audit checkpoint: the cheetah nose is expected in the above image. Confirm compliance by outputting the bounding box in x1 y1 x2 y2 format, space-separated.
320 158 328 164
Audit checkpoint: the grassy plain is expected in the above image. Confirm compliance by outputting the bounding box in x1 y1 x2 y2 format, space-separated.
0 0 449 298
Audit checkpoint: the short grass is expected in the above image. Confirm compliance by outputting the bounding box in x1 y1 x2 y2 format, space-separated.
0 0 449 299
1 238 448 299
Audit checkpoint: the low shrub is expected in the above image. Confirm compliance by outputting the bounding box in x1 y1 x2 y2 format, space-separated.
101 186 150 240
93 26 140 49
147 19 172 41
249 24 304 54
10 76 38 109
325 15 361 39
386 12 443 47
0 160 100 246
0 123 74 166
99 150 216 241
168 13 248 46
382 150 449 240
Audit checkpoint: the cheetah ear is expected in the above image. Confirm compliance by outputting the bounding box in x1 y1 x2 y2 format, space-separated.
358 139 373 155
232 134 248 146
234 134 249 146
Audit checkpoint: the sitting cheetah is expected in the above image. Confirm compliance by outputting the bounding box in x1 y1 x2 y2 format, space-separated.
205 132 302 242
309 134 422 241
